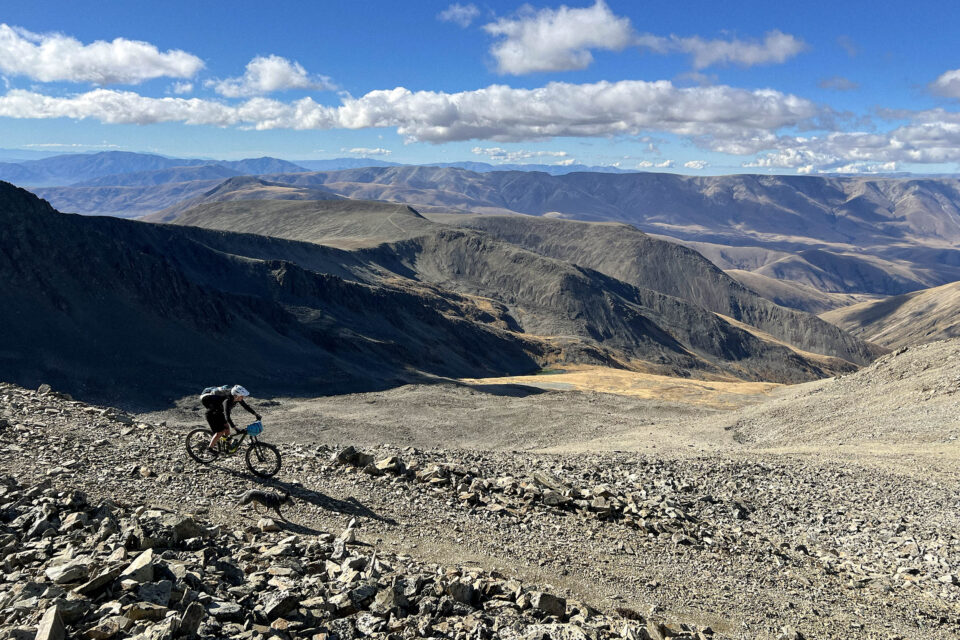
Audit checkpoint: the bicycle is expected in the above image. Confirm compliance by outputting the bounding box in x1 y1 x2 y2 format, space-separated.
185 420 282 478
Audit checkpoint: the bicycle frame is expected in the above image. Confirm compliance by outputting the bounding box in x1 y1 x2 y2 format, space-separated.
228 428 261 450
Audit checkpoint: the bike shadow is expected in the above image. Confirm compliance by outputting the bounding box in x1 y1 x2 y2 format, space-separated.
215 465 397 528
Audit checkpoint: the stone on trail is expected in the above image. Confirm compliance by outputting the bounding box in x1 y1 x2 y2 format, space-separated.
258 517 281 532
119 548 155 583
35 603 65 640
138 580 173 606
531 591 567 617
124 601 168 622
178 602 205 637
261 590 299 620
45 558 91 584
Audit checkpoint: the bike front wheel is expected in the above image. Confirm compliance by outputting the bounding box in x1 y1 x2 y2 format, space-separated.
185 428 217 464
245 442 281 477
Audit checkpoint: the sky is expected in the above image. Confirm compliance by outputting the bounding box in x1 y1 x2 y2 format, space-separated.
0 0 959 175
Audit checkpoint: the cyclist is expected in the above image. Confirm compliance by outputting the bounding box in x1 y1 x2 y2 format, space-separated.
203 385 261 453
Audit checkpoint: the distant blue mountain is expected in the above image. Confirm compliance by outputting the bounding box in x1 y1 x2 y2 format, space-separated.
295 158 401 171
422 161 633 176
0 149 632 189
293 158 632 175
0 148 65 162
0 151 308 188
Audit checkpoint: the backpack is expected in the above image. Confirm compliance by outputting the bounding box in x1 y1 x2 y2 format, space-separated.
200 385 231 402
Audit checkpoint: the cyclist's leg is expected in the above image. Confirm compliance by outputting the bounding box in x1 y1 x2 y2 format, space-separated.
206 410 229 450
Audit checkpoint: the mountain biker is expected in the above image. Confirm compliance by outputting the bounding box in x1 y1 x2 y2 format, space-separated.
203 385 261 453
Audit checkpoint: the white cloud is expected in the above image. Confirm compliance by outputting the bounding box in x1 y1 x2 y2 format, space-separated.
0 23 202 84
171 81 193 94
931 69 960 99
209 55 333 97
825 161 898 174
346 147 392 156
472 146 570 162
22 142 120 149
636 30 806 70
483 1 634 74
0 80 821 149
683 160 708 169
819 76 859 92
438 3 480 28
637 160 673 168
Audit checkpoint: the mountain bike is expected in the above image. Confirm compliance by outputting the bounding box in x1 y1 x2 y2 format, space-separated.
185 421 282 478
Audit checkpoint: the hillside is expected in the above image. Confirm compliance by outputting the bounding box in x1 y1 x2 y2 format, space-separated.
0 182 541 407
429 213 883 365
727 338 960 446
160 198 434 247
145 177 344 223
19 166 960 299
163 198 876 382
724 269 877 313
262 168 960 296
32 179 225 217
821 281 960 347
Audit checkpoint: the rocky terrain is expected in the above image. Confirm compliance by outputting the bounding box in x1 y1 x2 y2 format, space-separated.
722 338 960 447
3 355 960 639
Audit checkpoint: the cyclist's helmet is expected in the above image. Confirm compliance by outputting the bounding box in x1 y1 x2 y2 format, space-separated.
231 385 250 397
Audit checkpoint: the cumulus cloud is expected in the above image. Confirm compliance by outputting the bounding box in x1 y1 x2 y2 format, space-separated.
478 2 804 75
483 1 634 74
438 3 480 28
931 69 960 99
637 160 673 168
741 117 960 172
683 160 708 169
171 81 193 94
209 55 334 97
0 23 202 84
636 30 806 70
819 76 859 92
472 146 570 162
0 80 822 149
346 147 392 155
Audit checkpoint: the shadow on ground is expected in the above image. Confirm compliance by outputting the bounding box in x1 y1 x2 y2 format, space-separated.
213 463 397 531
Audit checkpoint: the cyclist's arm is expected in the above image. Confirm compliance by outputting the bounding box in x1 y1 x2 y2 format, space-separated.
239 399 262 421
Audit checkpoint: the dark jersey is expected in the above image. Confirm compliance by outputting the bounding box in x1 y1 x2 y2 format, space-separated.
201 393 258 428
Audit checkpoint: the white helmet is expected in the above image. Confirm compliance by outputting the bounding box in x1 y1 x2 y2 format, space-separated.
231 385 250 397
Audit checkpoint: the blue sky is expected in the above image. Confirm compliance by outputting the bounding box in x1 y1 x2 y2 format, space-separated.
1 0 959 174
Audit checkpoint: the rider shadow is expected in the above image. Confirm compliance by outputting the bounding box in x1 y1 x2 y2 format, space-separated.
216 465 397 527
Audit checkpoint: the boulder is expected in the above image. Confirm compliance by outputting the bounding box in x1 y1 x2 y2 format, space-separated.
35 603 65 640
530 591 566 617
119 549 155 584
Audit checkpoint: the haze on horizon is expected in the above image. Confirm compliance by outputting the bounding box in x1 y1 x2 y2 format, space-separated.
0 0 959 176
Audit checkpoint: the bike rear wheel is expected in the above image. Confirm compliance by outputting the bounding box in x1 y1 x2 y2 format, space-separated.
185 428 217 464
245 441 281 477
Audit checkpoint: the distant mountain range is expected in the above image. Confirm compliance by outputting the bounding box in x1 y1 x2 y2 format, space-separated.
0 151 308 188
11 152 960 306
0 150 630 189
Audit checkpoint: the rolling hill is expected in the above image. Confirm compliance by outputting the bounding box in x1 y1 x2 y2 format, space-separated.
160 198 881 380
428 213 883 366
259 168 960 296
820 281 960 348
